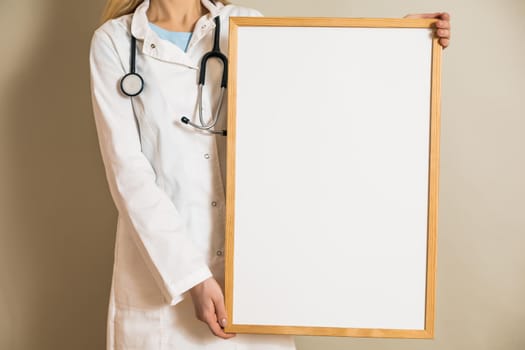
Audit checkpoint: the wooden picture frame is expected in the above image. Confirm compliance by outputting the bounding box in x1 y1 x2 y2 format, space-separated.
225 17 441 338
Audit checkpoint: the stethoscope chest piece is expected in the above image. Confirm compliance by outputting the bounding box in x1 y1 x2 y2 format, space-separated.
120 36 144 97
121 72 144 97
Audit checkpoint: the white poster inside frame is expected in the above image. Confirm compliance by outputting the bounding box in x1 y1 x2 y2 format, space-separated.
225 17 441 339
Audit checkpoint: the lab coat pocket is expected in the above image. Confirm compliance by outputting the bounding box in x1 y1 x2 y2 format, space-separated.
114 307 161 349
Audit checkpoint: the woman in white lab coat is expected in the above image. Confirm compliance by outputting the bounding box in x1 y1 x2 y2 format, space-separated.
89 0 450 349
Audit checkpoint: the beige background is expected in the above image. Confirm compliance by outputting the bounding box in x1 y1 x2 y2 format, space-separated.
0 0 523 349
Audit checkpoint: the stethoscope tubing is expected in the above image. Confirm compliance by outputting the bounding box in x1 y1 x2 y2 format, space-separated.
121 16 228 136
121 36 144 97
182 85 226 135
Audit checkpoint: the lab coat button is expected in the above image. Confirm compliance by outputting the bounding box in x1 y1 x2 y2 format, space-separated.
216 250 223 257
150 43 156 49
204 153 210 159
211 201 217 207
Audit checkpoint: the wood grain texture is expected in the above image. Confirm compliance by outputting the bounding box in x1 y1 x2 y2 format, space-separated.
230 17 438 28
224 19 239 330
226 324 433 339
224 17 441 338
424 36 443 339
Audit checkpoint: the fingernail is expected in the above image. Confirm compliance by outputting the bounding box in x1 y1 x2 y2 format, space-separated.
221 318 227 327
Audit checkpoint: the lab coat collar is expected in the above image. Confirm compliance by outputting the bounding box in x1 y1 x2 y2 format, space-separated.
131 0 224 67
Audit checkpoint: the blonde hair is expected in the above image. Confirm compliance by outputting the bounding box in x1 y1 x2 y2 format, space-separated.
101 0 230 23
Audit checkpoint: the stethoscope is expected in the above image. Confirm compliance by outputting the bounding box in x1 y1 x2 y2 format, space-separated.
120 16 228 136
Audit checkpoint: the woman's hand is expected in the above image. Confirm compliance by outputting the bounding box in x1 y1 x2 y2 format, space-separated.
404 12 451 49
190 277 236 339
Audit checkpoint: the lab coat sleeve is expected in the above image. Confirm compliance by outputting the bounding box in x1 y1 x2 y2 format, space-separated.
89 28 212 306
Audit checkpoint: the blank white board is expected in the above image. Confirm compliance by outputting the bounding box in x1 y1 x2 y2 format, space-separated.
225 18 441 339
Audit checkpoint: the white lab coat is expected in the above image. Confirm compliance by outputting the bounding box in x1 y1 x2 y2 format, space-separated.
89 0 296 349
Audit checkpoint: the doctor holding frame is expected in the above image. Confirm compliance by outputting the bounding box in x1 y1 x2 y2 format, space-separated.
89 0 450 349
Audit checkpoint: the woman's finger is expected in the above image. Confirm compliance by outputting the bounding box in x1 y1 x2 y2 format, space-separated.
440 12 451 21
437 29 450 38
205 314 236 339
213 293 230 330
436 20 450 29
439 38 450 48
404 12 451 23
404 12 442 19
